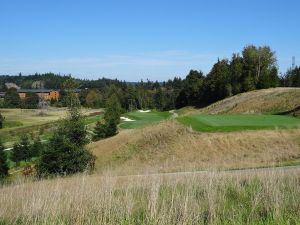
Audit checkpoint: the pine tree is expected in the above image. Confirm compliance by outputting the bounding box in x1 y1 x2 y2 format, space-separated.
4 88 21 108
93 94 122 140
104 94 122 124
0 141 9 179
93 121 107 141
0 113 5 129
10 135 31 164
36 79 95 177
29 137 44 158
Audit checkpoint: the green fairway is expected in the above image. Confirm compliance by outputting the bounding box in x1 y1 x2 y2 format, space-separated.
119 111 171 129
84 114 102 125
177 114 300 132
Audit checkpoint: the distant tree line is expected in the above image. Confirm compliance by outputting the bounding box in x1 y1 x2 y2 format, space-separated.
281 66 300 87
1 45 299 111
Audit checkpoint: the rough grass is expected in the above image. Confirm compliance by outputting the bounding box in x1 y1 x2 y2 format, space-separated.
199 87 300 115
0 108 103 147
0 169 299 225
119 111 171 129
177 114 300 132
174 106 198 116
89 120 300 174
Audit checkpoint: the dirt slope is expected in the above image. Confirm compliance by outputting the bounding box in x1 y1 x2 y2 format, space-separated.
199 87 300 114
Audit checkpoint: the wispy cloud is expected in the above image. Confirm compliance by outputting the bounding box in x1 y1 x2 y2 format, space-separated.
0 51 223 80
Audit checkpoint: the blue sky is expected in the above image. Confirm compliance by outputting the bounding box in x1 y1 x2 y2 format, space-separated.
0 0 299 81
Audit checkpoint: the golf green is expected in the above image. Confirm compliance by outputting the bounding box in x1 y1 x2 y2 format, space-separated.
120 111 170 129
177 114 300 132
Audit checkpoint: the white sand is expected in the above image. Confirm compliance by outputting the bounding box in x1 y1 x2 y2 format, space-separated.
138 110 151 113
120 116 135 122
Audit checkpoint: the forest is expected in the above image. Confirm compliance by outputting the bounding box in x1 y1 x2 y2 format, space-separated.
0 45 299 111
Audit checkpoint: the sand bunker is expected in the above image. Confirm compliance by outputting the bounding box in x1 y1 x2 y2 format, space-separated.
138 110 151 113
120 116 136 122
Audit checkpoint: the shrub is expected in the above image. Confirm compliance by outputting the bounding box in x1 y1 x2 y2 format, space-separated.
0 113 4 129
0 141 9 180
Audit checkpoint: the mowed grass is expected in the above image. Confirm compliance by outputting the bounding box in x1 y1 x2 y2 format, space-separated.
177 114 300 132
119 111 171 129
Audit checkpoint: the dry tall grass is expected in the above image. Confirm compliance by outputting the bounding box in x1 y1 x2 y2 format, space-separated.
89 121 300 174
1 168 299 224
199 87 300 114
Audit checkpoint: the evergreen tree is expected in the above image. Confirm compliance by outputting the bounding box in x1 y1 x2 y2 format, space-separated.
29 137 44 158
205 59 231 103
93 121 107 141
104 94 122 124
0 113 5 129
85 89 103 108
23 92 39 109
93 93 122 140
4 88 21 108
283 66 300 87
229 54 243 94
36 79 95 176
183 70 205 106
37 131 94 175
10 135 31 164
154 88 165 111
0 141 9 179
104 119 118 137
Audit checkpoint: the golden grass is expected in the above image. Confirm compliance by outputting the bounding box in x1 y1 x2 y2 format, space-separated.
89 120 300 174
1 168 299 224
199 87 300 114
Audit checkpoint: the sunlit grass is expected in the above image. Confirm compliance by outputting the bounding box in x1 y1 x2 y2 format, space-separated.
177 114 300 132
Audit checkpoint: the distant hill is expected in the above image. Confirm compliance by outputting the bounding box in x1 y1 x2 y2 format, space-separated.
199 87 300 115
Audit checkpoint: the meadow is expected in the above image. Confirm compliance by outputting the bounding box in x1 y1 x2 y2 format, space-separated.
0 168 299 225
177 114 300 132
0 108 103 147
119 111 171 129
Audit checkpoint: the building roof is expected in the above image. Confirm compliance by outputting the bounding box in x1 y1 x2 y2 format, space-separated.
17 89 54 93
16 89 81 93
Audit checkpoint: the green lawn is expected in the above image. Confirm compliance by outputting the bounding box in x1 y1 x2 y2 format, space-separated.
119 111 171 129
177 114 300 132
84 114 102 125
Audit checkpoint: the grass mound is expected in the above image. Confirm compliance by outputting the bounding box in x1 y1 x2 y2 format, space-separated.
177 114 300 132
89 120 300 174
200 87 300 115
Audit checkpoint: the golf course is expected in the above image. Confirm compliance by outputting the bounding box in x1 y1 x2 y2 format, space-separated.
177 114 300 132
119 110 171 129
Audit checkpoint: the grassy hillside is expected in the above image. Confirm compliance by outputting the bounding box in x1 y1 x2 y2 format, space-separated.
0 108 103 147
89 121 300 174
199 87 300 115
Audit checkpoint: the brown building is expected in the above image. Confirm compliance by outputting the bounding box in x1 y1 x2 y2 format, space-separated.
17 89 60 101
